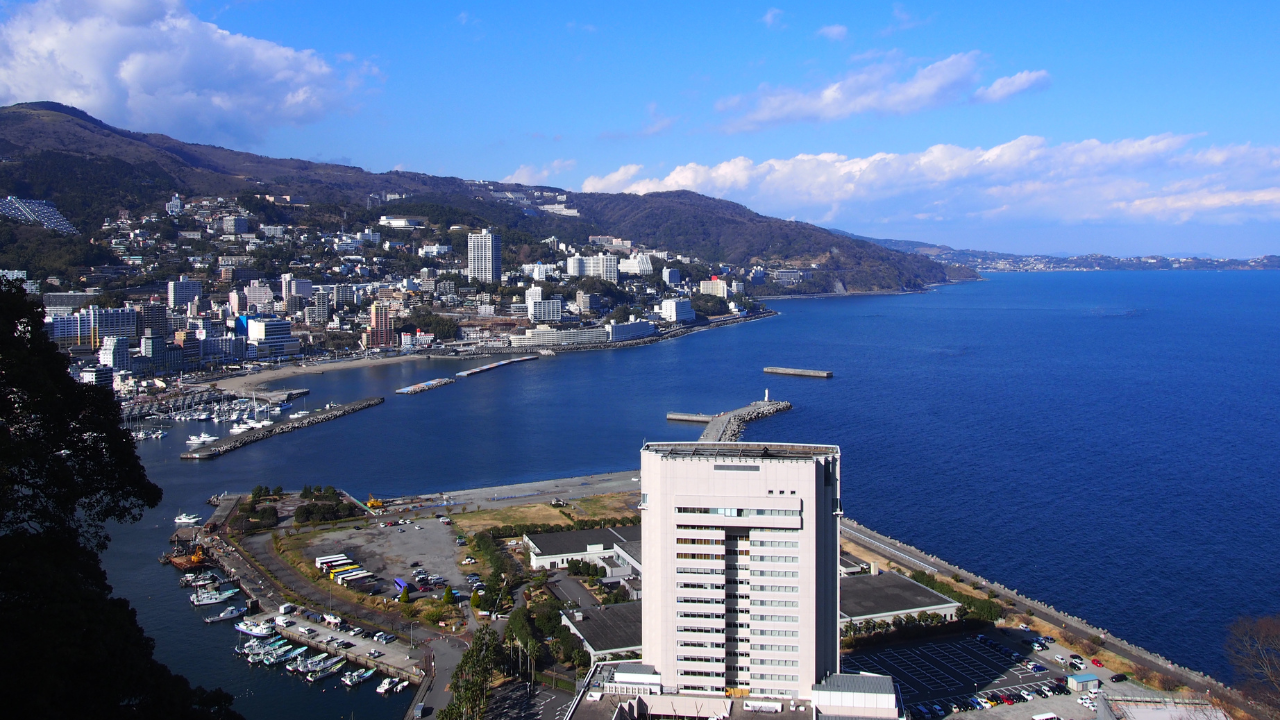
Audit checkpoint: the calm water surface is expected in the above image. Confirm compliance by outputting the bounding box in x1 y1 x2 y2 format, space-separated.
104 271 1280 718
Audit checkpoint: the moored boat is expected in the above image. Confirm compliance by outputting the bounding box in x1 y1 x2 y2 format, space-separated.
204 606 246 623
306 658 345 683
376 677 397 694
189 588 239 606
342 667 376 687
393 680 409 693
233 619 276 637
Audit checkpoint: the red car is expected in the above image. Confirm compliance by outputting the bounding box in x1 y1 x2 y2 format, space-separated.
1092 659 1104 667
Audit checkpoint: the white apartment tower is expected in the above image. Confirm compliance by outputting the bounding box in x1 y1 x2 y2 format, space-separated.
467 228 502 283
640 442 842 700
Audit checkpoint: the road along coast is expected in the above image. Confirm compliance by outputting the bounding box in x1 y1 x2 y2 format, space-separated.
204 310 778 394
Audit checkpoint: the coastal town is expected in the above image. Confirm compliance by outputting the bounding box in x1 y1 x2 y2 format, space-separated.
2 192 789 393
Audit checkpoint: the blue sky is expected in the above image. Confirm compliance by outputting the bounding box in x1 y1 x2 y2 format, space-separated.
2 1 1279 256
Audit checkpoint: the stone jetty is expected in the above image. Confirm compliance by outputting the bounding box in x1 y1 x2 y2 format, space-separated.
698 400 793 442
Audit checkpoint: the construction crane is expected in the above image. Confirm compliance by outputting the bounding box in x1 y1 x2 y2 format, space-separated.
366 494 384 509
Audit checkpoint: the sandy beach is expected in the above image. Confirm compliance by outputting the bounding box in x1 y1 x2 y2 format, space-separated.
206 352 460 394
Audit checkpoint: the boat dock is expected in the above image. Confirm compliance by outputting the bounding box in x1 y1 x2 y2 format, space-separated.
455 355 537 378
271 613 428 685
395 378 456 395
764 366 833 378
179 397 385 460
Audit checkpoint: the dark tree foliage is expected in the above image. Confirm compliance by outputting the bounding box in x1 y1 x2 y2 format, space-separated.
0 150 182 233
0 281 159 549
0 280 244 720
294 501 362 524
1227 615 1280 718
402 305 460 340
0 218 118 280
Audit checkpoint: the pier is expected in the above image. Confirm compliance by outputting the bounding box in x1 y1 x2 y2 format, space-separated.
180 397 385 460
395 378 456 395
665 412 716 423
455 355 537 377
764 366 833 378
272 613 428 685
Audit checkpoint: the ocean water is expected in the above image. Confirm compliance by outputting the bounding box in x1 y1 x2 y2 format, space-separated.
104 271 1280 717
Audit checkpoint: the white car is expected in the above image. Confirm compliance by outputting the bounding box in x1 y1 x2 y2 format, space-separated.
1020 690 1036 701
1054 654 1066 664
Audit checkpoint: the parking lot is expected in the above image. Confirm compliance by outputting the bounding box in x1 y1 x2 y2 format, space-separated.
842 632 1127 720
305 514 470 601
485 682 575 720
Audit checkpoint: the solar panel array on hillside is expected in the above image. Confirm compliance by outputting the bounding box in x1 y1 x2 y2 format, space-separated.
0 196 79 234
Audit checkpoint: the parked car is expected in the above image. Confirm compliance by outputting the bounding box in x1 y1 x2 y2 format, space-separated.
1092 659 1104 667
1054 654 1067 664
1069 654 1083 661
1020 690 1036 701
1110 674 1128 683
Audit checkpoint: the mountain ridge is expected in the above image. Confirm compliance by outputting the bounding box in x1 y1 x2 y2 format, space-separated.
0 101 974 291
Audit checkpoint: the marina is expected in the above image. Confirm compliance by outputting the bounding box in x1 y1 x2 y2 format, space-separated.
454 354 538 377
180 397 385 460
394 377 456 395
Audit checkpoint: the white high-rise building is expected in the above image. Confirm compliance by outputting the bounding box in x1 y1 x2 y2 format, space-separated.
659 298 694 323
167 275 202 309
98 335 131 369
525 285 562 323
639 442 842 700
467 228 501 283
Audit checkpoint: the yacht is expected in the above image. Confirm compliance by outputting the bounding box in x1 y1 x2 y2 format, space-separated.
174 512 201 525
185 432 218 445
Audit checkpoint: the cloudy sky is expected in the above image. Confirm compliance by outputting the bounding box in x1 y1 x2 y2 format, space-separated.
2 1 1279 256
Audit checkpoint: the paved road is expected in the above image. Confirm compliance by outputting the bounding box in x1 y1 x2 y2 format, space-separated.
546 570 599 609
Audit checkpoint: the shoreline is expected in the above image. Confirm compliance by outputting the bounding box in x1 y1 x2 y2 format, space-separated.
206 309 779 395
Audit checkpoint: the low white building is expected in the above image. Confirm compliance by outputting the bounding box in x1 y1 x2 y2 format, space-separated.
509 325 607 347
606 319 656 342
524 526 642 571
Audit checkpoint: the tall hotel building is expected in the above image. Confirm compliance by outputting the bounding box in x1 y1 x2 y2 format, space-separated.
640 442 842 700
466 228 502 284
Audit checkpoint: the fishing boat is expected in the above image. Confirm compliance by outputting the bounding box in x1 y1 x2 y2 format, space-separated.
306 658 346 683
287 651 327 673
233 619 276 637
174 512 201 525
189 571 221 587
393 680 409 693
204 606 246 623
189 588 239 606
375 677 397 694
264 646 306 666
342 667 376 687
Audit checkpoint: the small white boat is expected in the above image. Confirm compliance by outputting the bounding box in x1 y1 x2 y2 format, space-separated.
393 680 409 693
185 432 218 445
342 667 376 687
376 677 397 694
174 512 201 525
306 658 345 683
234 619 276 637
204 606 246 623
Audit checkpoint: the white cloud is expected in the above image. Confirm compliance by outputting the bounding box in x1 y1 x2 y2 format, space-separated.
762 8 784 27
817 25 847 41
502 159 577 185
974 70 1051 103
0 0 346 144
727 52 981 129
585 135 1280 225
582 164 644 193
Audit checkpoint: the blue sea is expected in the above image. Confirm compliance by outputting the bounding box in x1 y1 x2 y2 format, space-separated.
104 271 1280 718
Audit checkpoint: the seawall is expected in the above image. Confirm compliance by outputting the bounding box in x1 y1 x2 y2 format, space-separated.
180 397 385 460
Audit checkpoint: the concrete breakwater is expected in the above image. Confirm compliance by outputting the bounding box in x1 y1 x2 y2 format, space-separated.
699 400 793 442
180 397 385 460
764 366 833 378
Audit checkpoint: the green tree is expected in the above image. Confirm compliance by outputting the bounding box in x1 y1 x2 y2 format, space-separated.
0 279 242 719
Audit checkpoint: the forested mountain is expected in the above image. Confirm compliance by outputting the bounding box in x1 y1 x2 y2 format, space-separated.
0 101 973 291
